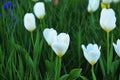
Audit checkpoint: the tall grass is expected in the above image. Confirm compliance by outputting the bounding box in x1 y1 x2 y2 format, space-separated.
0 0 120 80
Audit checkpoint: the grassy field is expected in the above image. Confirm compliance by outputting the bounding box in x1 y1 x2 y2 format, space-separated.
0 0 120 80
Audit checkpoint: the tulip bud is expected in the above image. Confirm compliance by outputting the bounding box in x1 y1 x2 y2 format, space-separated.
43 28 57 46
102 0 112 4
24 13 36 32
51 33 70 57
33 2 45 19
113 39 120 57
100 8 116 32
81 44 101 66
87 0 100 13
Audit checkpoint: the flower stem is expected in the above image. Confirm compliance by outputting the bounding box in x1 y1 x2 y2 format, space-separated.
31 32 34 46
55 56 62 80
107 32 109 74
91 65 96 80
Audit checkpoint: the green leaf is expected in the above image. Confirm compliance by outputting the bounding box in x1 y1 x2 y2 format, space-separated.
45 60 55 78
58 74 69 80
67 68 82 80
80 75 88 80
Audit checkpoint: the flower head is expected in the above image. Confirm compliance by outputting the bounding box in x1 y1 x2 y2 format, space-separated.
33 2 45 19
87 0 100 13
81 44 101 66
51 33 70 57
113 39 120 57
24 13 36 32
43 28 57 46
100 8 116 32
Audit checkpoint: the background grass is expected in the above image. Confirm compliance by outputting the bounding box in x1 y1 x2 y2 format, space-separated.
0 0 120 80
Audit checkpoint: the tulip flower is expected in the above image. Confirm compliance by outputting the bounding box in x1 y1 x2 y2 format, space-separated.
113 39 120 57
81 44 101 66
43 28 57 46
102 0 112 4
87 0 100 13
33 2 45 19
52 33 70 57
24 13 36 32
82 43 101 80
100 8 116 32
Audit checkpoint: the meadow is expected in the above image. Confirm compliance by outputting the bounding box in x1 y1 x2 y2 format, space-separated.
0 0 120 80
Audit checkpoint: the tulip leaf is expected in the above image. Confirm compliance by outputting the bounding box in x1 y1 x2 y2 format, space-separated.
45 60 55 79
58 74 69 80
67 68 82 80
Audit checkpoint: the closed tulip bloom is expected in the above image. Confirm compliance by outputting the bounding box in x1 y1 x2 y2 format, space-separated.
43 28 57 46
81 44 101 66
24 13 36 32
33 2 45 19
102 0 112 4
52 33 70 57
113 39 120 57
100 8 116 32
87 0 100 13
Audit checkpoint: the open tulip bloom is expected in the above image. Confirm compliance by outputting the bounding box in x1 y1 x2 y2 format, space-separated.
87 0 100 13
113 39 120 57
24 13 36 32
81 44 101 66
33 2 45 19
51 33 70 57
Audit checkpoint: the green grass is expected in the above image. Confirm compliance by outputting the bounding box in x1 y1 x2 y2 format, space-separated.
0 0 120 80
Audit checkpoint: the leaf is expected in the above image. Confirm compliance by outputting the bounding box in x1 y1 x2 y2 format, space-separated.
67 68 82 80
80 75 88 80
45 60 55 78
58 74 69 80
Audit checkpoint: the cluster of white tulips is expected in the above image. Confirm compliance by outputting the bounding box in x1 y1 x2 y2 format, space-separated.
24 2 45 32
23 0 120 80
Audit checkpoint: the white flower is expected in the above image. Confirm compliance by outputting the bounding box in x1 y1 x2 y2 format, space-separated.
87 0 100 13
43 28 57 46
81 44 101 66
112 0 120 3
100 8 116 32
102 0 112 4
24 13 36 32
51 33 70 57
33 2 45 19
113 39 120 57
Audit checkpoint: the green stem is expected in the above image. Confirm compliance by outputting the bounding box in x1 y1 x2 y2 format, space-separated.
55 56 62 80
91 65 96 80
107 32 109 74
31 32 34 46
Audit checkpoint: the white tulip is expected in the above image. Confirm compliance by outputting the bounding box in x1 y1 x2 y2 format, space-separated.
87 0 100 13
43 28 57 46
24 13 36 32
33 2 45 19
112 0 120 3
51 33 70 57
81 44 101 66
113 39 120 57
102 0 112 4
100 8 116 32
